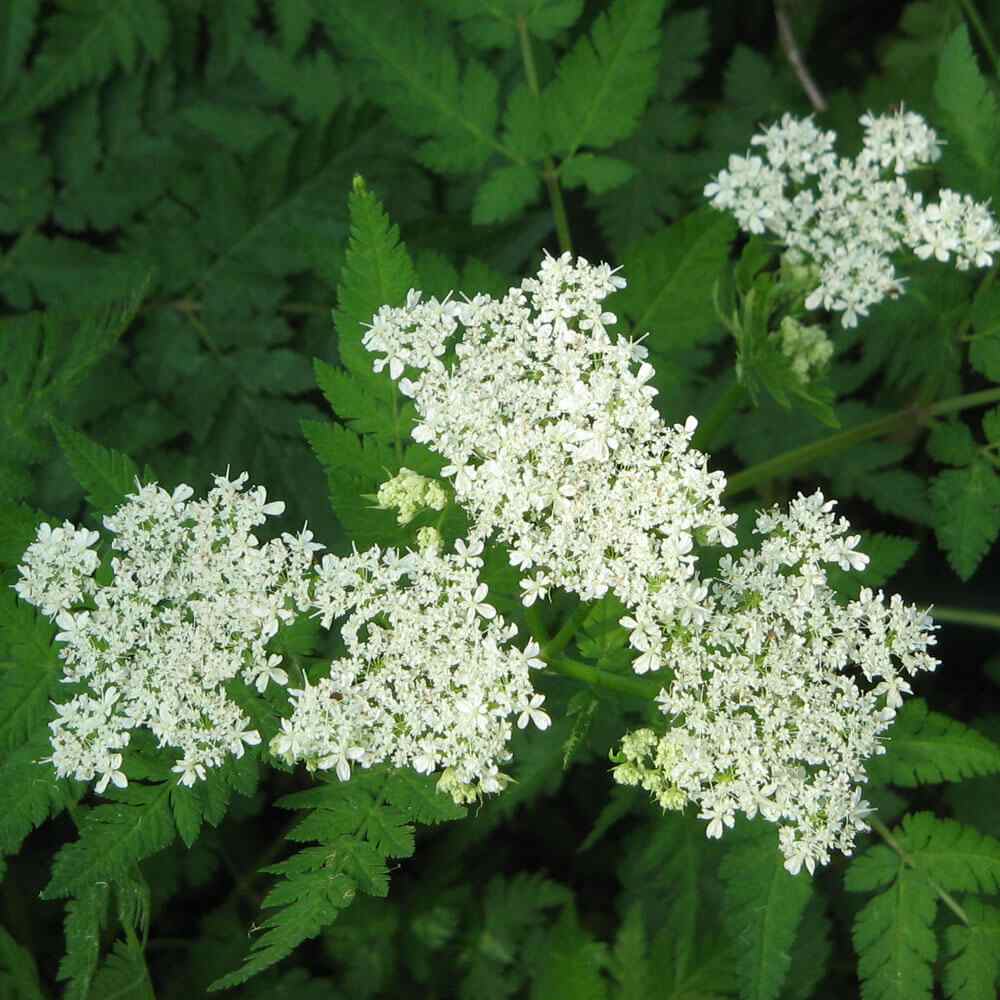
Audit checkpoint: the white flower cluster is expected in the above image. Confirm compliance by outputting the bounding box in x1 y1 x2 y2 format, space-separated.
15 474 322 792
362 254 939 872
615 492 937 875
271 539 549 803
362 253 738 612
705 108 1000 326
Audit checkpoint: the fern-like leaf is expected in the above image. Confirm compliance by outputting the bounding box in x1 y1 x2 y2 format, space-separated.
320 4 505 173
2 0 169 120
0 925 44 1000
868 699 1000 787
720 827 813 1000
42 781 176 900
542 0 668 158
211 767 464 990
57 883 110 1000
943 898 1000 1000
50 420 142 515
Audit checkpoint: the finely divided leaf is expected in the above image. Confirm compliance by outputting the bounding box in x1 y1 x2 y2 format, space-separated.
543 0 668 157
850 869 937 1000
42 782 176 899
213 767 461 990
868 699 1000 787
320 4 503 173
943 899 1000 1000
720 827 813 1000
933 25 1000 195
57 883 110 1000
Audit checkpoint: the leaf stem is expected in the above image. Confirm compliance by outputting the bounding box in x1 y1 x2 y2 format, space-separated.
724 386 1000 497
516 16 573 255
958 0 1000 74
869 817 970 926
547 654 665 700
927 605 1000 630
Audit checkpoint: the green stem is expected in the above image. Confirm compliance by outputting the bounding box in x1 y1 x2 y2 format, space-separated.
517 16 573 255
928 605 1000 631
540 603 590 659
692 378 747 453
958 0 1000 74
525 603 661 699
870 817 969 926
547 654 665 700
725 386 1000 497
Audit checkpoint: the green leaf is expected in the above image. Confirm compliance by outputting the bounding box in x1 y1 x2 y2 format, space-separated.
543 0 668 156
216 767 461 989
320 4 503 173
50 420 142 515
57 883 110 1000
42 782 176 899
0 736 70 855
0 925 44 1000
901 812 1000 895
269 0 316 54
943 898 1000 1000
472 164 541 225
928 421 978 466
868 699 1000 788
930 458 1000 580
333 174 417 386
529 904 607 1000
0 0 39 94
560 154 636 195
720 827 813 1000
933 24 1000 195
848 861 937 1000
2 0 170 120
608 904 649 1000
617 208 737 350
89 939 153 1000
0 589 61 751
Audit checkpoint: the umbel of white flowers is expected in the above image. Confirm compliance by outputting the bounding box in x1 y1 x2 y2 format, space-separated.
15 474 320 791
16 247 939 874
15 479 549 803
704 108 1000 327
362 251 938 875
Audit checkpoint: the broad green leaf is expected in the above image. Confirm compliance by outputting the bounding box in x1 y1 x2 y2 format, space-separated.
930 459 1000 579
617 208 736 350
472 164 541 224
543 0 668 157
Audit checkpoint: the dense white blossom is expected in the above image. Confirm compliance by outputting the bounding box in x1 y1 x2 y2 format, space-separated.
614 491 939 875
14 521 101 617
361 252 738 611
704 108 1000 327
272 540 548 803
15 474 322 793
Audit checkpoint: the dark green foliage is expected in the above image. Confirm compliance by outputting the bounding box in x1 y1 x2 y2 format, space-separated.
1 1 999 997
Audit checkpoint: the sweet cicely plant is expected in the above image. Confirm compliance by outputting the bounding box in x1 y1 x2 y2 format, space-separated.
4 3 1000 998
